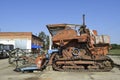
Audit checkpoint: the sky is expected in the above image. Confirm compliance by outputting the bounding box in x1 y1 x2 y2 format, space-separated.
0 0 120 44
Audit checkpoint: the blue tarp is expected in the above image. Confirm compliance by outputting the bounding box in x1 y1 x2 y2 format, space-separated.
31 44 42 48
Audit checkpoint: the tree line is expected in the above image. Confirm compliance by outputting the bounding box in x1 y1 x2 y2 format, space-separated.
38 31 49 50
111 44 120 49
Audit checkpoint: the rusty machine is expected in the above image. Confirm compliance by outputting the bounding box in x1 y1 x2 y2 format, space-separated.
12 15 114 72
41 15 114 72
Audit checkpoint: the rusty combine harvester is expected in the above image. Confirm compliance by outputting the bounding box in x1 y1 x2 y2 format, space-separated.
42 15 114 72
12 15 114 72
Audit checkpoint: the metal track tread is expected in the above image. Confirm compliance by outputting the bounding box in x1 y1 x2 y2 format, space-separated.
52 65 113 72
52 55 114 72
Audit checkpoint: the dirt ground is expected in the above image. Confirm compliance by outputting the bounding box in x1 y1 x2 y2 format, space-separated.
0 56 120 80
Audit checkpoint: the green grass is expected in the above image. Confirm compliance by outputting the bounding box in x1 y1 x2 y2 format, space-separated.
109 49 120 54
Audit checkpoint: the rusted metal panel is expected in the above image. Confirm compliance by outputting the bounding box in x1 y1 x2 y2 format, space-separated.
78 34 88 42
52 29 77 41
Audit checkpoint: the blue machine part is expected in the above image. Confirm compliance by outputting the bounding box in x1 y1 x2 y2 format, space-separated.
20 65 38 71
46 49 59 59
48 49 59 54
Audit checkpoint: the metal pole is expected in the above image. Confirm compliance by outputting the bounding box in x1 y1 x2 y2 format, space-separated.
83 14 85 26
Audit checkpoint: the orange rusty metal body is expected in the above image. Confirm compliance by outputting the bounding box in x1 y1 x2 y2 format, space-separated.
45 15 113 72
35 54 46 69
47 23 110 58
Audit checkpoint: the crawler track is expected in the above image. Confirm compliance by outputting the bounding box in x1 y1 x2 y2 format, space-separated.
52 54 114 72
